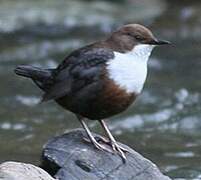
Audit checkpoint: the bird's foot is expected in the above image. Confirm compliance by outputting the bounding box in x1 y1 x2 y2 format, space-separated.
84 136 130 162
83 137 113 153
83 136 107 144
93 136 130 153
110 141 127 162
90 136 131 162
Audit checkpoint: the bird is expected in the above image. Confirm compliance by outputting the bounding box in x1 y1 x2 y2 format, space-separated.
14 24 170 162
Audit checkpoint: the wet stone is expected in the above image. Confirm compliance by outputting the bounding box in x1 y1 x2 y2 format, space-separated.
41 128 171 180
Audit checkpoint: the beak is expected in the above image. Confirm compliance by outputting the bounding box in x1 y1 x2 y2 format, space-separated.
148 39 171 45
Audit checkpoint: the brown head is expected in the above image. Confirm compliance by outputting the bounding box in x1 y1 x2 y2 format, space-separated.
106 24 170 53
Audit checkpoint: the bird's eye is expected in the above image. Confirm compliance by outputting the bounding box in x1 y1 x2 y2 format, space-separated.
126 32 132 36
135 35 143 41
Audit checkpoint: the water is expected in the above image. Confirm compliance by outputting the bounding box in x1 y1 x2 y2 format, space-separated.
0 0 201 179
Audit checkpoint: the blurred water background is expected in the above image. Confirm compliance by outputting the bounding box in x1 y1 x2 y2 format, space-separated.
0 0 201 179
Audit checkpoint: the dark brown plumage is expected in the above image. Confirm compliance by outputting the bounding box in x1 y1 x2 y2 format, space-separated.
56 68 136 120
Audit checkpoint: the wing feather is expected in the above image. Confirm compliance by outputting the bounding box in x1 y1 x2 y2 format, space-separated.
42 48 114 101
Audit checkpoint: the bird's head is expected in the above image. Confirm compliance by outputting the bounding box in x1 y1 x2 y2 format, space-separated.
107 24 170 54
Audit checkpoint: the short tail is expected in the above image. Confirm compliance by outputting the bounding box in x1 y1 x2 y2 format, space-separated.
14 65 54 90
15 65 52 80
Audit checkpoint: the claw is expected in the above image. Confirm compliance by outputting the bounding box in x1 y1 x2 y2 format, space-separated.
83 136 107 144
111 142 131 153
83 137 113 153
84 136 129 162
112 142 127 162
117 149 126 162
83 137 91 143
95 136 109 143
93 136 130 153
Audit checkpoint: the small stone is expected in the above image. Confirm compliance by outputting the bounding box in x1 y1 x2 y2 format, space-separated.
0 161 55 180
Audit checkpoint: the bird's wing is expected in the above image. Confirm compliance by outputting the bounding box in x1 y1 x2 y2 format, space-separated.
42 47 114 102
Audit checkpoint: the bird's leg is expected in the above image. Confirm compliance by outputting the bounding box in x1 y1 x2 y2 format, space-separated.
76 115 112 153
99 120 130 161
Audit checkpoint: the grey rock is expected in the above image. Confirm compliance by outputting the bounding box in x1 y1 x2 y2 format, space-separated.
0 161 55 180
42 128 171 180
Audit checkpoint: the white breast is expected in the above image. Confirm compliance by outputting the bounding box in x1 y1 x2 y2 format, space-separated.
107 44 154 94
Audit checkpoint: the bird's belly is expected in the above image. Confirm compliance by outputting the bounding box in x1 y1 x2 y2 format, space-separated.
90 86 136 119
56 78 136 120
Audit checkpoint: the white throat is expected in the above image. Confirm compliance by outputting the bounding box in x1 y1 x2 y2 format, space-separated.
107 44 154 94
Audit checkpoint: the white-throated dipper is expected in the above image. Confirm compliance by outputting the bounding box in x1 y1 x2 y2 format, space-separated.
15 24 170 162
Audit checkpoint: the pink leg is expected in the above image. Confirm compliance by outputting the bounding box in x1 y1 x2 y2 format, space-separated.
99 119 130 162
